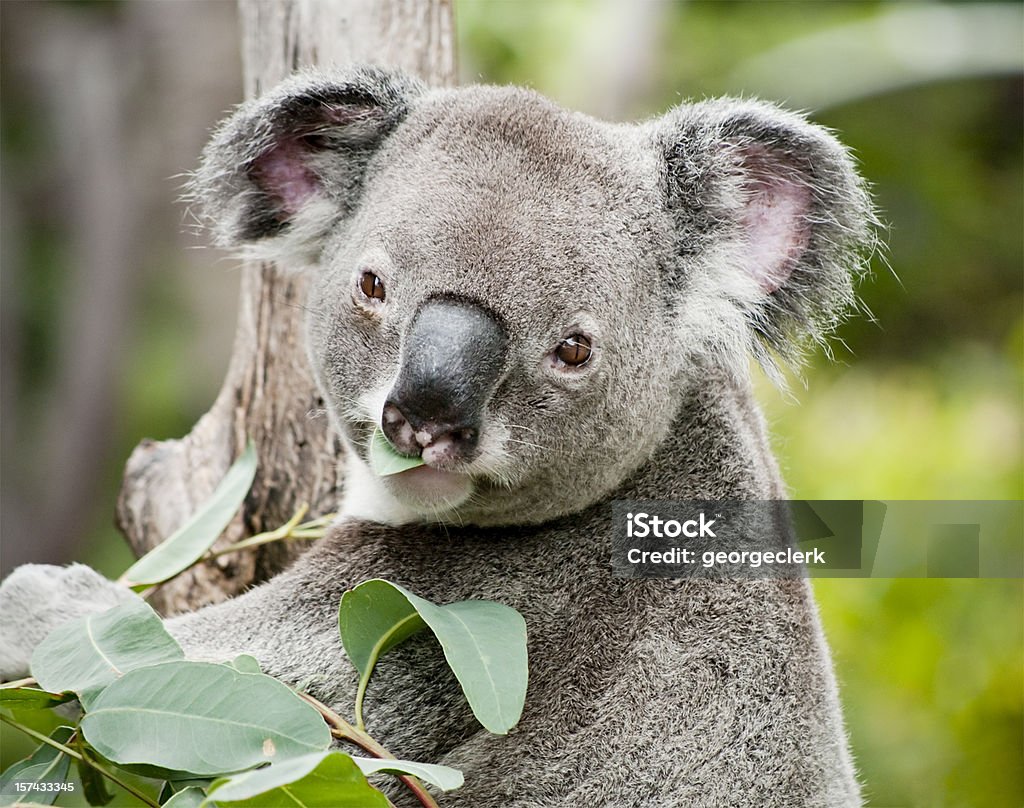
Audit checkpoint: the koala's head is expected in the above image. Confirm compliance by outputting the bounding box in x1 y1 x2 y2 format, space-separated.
194 67 874 527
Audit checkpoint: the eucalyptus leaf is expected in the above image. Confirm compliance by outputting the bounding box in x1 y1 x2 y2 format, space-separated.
351 756 464 792
105 761 201 784
159 778 213 804
368 428 425 476
31 598 183 709
162 786 206 808
338 579 528 734
404 590 528 735
0 726 74 806
0 801 52 808
80 661 329 776
204 751 389 807
75 753 112 806
120 442 257 590
338 580 427 679
0 688 74 712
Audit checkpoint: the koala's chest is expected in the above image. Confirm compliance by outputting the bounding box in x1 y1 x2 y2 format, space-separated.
304 523 625 760
352 632 480 761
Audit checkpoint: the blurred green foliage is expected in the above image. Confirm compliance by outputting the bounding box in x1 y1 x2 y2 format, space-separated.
814 578 1023 808
768 359 1024 806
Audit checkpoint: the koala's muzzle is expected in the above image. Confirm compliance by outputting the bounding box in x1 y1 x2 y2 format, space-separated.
382 299 507 467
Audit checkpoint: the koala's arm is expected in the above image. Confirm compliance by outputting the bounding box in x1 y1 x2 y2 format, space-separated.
0 564 138 680
0 540 355 703
163 550 354 700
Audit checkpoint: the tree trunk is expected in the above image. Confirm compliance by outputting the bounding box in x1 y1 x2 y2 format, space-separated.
115 0 456 616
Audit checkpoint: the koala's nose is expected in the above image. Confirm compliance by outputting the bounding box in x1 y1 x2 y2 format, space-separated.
381 402 480 464
382 298 507 466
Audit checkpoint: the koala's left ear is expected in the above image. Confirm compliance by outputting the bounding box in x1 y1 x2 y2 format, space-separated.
653 99 877 370
191 66 425 263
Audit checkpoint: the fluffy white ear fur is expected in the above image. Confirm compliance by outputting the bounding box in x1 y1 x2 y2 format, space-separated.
229 195 341 268
657 99 875 383
671 147 818 384
190 66 425 266
672 238 773 383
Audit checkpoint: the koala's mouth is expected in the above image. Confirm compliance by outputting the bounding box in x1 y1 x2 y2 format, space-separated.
359 422 476 509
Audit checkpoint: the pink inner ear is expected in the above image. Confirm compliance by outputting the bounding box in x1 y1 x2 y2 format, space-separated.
251 138 320 217
741 175 811 294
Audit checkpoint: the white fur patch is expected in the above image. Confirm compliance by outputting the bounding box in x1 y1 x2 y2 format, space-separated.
337 446 420 525
358 382 393 426
230 195 340 267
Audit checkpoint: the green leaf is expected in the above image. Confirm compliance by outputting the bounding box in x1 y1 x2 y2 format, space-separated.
159 778 213 804
75 756 113 806
368 429 425 476
351 756 464 792
403 590 528 735
107 761 201 784
162 786 207 808
31 598 184 709
204 751 389 807
0 726 74 806
224 655 261 675
338 579 528 735
80 661 330 776
338 580 428 680
120 442 258 590
0 688 74 712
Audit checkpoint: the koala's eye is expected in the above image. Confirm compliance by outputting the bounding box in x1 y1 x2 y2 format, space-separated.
555 334 592 367
358 271 386 302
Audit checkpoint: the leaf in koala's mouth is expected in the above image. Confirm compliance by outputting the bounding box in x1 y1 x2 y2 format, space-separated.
369 427 426 476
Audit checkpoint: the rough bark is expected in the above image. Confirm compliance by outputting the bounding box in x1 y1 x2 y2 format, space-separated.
116 0 456 615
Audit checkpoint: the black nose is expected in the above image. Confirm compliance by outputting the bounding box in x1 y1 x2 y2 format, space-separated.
381 401 480 462
381 298 507 465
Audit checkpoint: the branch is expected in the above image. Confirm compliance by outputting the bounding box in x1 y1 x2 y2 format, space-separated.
298 692 440 808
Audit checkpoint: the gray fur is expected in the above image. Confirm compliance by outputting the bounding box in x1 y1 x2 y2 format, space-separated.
0 67 876 806
0 564 137 680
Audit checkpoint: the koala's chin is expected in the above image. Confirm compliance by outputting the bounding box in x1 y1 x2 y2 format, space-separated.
384 465 475 513
338 447 476 526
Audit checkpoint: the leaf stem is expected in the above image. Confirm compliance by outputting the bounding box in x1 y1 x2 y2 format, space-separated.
353 612 421 732
297 693 440 808
0 714 160 808
137 506 336 600
204 504 337 560
0 676 37 689
354 674 370 733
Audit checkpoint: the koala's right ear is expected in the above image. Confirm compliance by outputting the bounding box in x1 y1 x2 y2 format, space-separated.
191 66 424 263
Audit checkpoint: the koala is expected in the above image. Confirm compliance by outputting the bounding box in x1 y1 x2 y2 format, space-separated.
0 66 875 807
